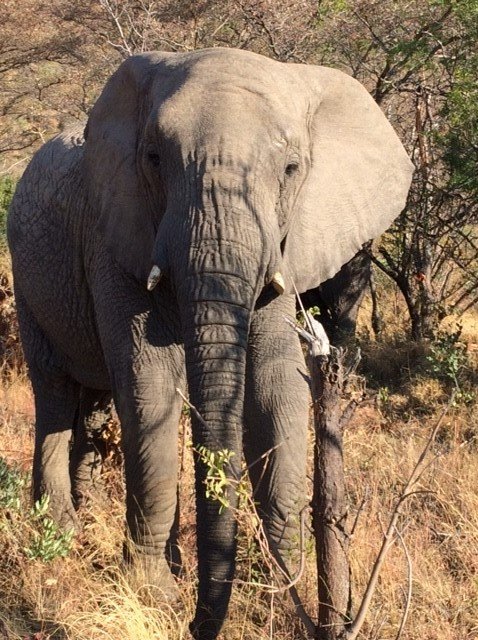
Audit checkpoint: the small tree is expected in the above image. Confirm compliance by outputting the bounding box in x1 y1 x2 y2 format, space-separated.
311 0 478 339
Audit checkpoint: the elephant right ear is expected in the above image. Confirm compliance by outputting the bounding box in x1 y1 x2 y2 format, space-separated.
84 53 170 282
282 65 414 294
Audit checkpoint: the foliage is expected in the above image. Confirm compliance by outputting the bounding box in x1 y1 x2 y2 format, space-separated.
0 175 15 252
0 457 74 562
377 385 390 408
440 0 478 194
365 1 478 337
307 0 478 338
195 445 236 513
297 305 321 325
24 495 74 562
195 443 288 591
426 325 475 404
426 326 466 385
0 456 26 511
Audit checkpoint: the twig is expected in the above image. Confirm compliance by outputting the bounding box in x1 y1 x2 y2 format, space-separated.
248 442 285 499
245 442 285 472
284 314 330 358
280 506 309 592
270 592 275 640
177 386 285 475
0 157 28 175
292 280 316 338
234 506 309 594
349 490 369 538
344 394 454 640
175 387 240 482
394 527 412 640
232 506 316 637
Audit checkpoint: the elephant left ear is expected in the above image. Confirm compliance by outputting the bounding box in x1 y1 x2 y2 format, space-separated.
282 65 414 294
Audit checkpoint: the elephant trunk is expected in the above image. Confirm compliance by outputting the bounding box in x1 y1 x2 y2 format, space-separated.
166 178 268 639
182 291 249 640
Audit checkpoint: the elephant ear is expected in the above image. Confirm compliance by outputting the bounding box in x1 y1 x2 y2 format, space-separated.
282 65 414 294
84 53 170 282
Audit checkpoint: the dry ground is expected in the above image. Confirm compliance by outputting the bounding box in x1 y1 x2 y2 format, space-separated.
0 289 477 639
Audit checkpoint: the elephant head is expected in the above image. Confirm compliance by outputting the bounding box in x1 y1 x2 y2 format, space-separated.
83 48 412 638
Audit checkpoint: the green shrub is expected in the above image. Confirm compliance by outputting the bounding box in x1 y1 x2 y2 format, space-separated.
0 458 74 562
0 175 15 252
426 325 475 405
196 445 236 513
24 495 74 562
0 456 26 511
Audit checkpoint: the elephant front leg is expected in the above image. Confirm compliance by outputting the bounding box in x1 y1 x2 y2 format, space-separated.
70 388 113 508
113 352 185 602
244 293 310 561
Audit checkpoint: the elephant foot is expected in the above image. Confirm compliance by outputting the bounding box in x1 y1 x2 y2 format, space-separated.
57 508 80 534
189 610 223 640
122 552 181 606
72 479 105 511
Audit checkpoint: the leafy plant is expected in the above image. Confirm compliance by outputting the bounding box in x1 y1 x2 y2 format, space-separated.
196 445 236 513
0 457 26 511
195 444 283 589
427 326 466 385
297 305 321 325
426 325 475 404
377 386 390 407
0 176 15 253
24 495 74 562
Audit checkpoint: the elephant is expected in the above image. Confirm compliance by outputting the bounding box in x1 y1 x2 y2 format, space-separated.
8 48 413 639
301 248 372 346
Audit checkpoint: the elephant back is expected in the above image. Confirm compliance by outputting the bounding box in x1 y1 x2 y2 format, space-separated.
8 126 86 251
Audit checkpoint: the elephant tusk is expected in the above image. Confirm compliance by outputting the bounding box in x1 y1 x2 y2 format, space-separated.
270 272 285 295
147 265 162 291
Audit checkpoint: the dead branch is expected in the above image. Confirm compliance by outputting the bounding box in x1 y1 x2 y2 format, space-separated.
309 346 352 639
349 490 369 539
291 310 455 640
394 527 413 640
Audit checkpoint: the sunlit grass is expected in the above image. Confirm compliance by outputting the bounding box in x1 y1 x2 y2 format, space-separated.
1 268 477 639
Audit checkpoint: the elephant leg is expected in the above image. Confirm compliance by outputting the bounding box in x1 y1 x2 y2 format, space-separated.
15 294 81 531
112 346 185 600
244 293 310 558
70 388 113 508
166 486 182 576
30 369 81 531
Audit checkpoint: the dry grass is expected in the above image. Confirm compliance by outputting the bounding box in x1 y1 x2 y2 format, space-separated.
1 378 477 640
346 410 478 640
1 275 477 639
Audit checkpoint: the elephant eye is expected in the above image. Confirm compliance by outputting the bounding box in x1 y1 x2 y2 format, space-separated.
147 151 161 167
285 162 299 177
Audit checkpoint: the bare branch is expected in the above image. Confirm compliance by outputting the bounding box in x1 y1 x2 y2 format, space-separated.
349 490 369 539
393 527 413 640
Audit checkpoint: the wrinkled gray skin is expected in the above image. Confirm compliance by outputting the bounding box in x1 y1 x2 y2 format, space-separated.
302 249 371 346
8 49 413 639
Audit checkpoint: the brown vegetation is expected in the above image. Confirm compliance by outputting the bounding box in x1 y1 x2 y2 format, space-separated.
0 291 477 639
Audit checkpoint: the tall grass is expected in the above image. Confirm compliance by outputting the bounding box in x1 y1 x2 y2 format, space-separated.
0 236 477 638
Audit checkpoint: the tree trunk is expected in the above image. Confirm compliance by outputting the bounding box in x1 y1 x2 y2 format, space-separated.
369 267 383 337
308 347 351 640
